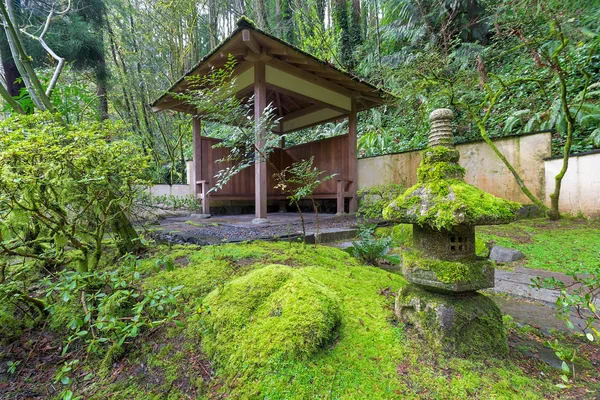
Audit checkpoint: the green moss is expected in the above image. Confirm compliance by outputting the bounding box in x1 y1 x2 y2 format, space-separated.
403 250 491 285
476 237 491 258
421 146 460 164
383 145 521 230
377 224 489 257
384 179 521 230
417 159 465 182
0 302 26 343
477 218 600 273
397 285 508 357
375 224 412 246
91 241 567 398
197 265 341 375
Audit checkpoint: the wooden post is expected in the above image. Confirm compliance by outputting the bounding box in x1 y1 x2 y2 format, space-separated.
348 99 358 213
336 179 345 215
192 117 202 200
200 181 210 215
253 59 268 223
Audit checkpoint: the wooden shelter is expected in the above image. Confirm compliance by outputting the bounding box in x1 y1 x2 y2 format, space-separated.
151 17 388 223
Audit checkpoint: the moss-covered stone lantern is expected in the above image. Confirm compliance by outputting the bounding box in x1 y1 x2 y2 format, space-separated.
383 108 521 356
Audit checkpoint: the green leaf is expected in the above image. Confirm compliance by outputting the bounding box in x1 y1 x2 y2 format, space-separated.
566 320 574 330
561 361 570 373
555 383 568 389
61 376 71 385
586 332 594 341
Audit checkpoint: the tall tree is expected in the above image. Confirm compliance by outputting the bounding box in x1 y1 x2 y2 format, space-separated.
333 0 353 69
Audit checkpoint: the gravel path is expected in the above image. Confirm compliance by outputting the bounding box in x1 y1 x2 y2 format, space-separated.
150 213 361 245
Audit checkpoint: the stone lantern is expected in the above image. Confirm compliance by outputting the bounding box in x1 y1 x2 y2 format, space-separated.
383 108 520 356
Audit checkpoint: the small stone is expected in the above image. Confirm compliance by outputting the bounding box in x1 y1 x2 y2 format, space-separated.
489 246 525 262
251 217 270 225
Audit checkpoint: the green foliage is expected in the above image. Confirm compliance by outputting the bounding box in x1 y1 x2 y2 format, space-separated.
332 0 353 70
348 224 400 265
546 339 578 386
0 112 149 271
137 192 200 211
532 266 599 344
34 241 587 398
274 156 335 241
198 264 341 376
357 183 405 220
45 254 183 358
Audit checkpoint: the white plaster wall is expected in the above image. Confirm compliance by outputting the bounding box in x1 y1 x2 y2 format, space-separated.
147 160 195 197
357 132 552 204
545 152 600 217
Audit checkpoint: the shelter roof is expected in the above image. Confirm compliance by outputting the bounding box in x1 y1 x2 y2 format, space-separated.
151 17 389 133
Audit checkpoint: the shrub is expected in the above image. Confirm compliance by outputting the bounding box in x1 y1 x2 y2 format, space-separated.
357 183 405 220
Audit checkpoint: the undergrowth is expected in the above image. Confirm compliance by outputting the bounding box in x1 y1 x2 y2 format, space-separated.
3 241 597 398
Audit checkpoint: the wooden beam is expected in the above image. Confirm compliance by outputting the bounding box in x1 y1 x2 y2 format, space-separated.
278 55 308 64
266 83 348 114
254 59 268 221
268 57 355 99
280 104 324 122
152 97 185 112
242 29 261 54
282 113 346 134
348 99 358 213
275 92 283 116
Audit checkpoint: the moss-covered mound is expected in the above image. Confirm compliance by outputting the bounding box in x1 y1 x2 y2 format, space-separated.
383 146 521 230
199 264 341 374
396 284 508 357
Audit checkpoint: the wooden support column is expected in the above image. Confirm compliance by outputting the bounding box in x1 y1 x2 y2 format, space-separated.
192 118 202 199
336 179 345 215
348 99 358 213
193 118 211 215
253 59 268 222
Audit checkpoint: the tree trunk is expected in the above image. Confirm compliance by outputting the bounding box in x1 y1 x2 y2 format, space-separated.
109 200 144 255
208 0 218 49
255 0 267 29
275 0 283 37
548 73 576 220
315 0 325 28
0 28 24 97
333 0 353 69
282 0 294 44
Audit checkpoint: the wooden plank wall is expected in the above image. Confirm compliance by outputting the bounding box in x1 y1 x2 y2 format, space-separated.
199 134 348 198
283 134 349 195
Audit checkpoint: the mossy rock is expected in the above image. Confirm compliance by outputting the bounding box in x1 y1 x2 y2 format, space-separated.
395 284 508 357
199 264 341 374
383 146 521 230
402 250 494 292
